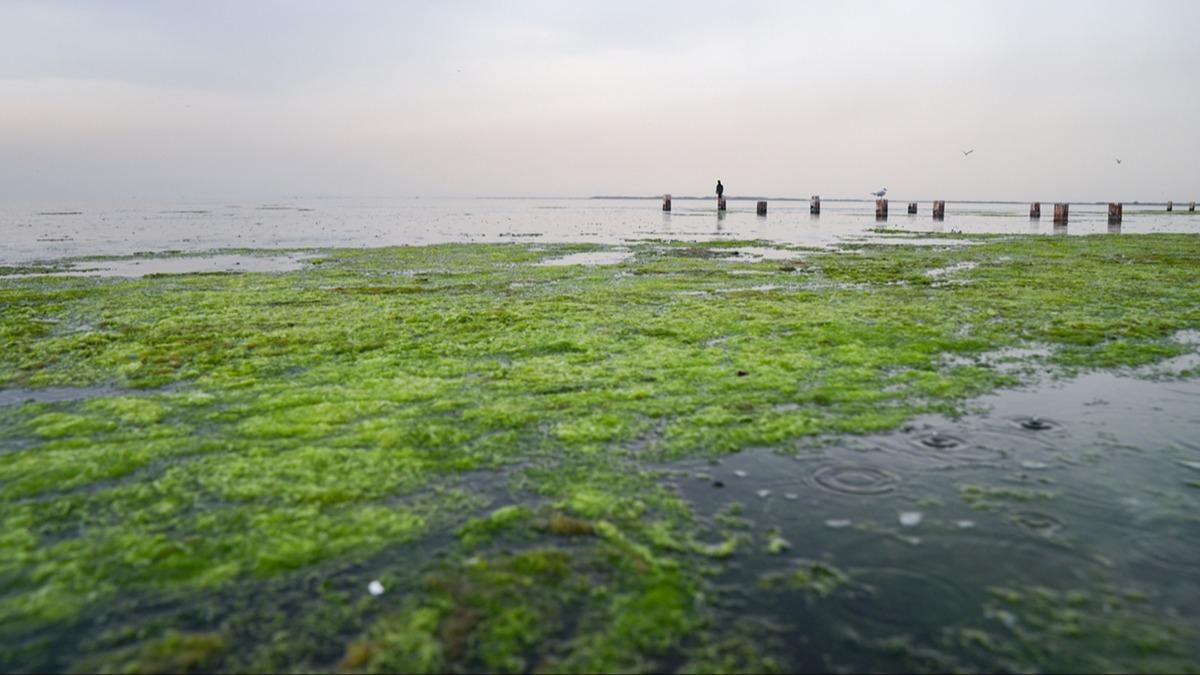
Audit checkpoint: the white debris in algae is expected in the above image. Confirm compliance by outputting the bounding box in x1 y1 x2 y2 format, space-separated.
956 520 976 529
757 489 771 499
368 580 385 596
1179 460 1200 472
899 512 924 527
733 470 748 478
825 519 853 529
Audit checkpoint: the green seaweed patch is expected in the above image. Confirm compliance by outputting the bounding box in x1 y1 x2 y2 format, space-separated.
346 545 700 674
960 484 1057 510
458 505 535 548
765 534 792 555
691 534 745 559
0 264 72 276
679 620 785 674
540 512 597 537
758 559 850 597
78 631 227 674
714 501 753 530
968 586 1199 673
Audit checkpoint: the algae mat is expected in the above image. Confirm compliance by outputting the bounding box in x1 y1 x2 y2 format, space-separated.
1 235 1199 672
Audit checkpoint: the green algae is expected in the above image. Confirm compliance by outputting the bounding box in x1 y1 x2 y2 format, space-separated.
841 585 1199 674
79 630 228 674
971 586 1198 673
1 235 1199 672
758 559 850 597
959 484 1058 510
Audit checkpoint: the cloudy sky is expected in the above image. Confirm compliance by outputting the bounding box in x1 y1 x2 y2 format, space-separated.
1 1 1197 201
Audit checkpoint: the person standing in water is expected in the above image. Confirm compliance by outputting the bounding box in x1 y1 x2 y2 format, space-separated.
716 180 724 199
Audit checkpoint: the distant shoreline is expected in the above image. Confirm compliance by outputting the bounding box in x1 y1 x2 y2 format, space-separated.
588 196 1169 206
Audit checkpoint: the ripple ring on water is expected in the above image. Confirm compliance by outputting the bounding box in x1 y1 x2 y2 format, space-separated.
837 567 973 628
1014 416 1058 431
1013 510 1064 536
917 432 966 450
812 464 900 495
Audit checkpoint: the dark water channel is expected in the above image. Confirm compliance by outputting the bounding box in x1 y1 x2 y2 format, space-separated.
673 370 1200 671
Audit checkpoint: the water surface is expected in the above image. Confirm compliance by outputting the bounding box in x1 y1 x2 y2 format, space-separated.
4 198 1196 264
671 368 1200 670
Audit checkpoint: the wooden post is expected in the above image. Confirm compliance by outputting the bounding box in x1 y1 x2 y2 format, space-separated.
662 194 671 212
756 200 767 216
875 199 888 220
1108 203 1122 224
907 202 918 214
1030 202 1041 219
1053 203 1069 224
932 200 945 220
810 195 820 214
1108 222 1122 234
1191 202 1196 212
718 197 727 211
1167 201 1173 212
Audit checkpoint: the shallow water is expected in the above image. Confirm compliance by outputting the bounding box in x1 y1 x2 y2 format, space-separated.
0 385 124 407
673 369 1200 671
1 253 310 278
3 197 1197 264
0 382 186 407
535 249 633 266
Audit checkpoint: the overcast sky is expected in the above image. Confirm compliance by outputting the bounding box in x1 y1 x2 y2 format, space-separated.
2 1 1198 201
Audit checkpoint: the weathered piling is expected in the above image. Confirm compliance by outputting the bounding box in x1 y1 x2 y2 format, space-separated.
662 194 671 212
1191 202 1196 212
757 200 768 216
907 202 918 214
718 197 727 211
1108 222 1122 234
1054 203 1069 224
1030 202 1041 219
810 195 820 214
1167 201 1173 212
875 199 888 220
1108 203 1122 224
932 201 945 220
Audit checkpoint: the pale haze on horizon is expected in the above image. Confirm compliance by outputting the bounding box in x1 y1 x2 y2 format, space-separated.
2 0 1198 203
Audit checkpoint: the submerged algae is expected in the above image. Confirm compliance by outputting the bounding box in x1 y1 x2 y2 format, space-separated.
1 235 1199 672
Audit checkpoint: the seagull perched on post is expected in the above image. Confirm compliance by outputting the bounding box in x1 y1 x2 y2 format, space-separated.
870 188 888 199
961 149 975 157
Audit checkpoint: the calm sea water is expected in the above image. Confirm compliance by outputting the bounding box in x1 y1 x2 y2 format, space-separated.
2 197 1196 264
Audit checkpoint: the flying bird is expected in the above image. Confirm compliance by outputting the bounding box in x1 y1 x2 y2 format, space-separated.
961 149 975 157
871 188 888 198
1114 157 1122 165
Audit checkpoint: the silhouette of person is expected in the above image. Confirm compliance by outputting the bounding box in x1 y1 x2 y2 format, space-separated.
716 180 724 198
